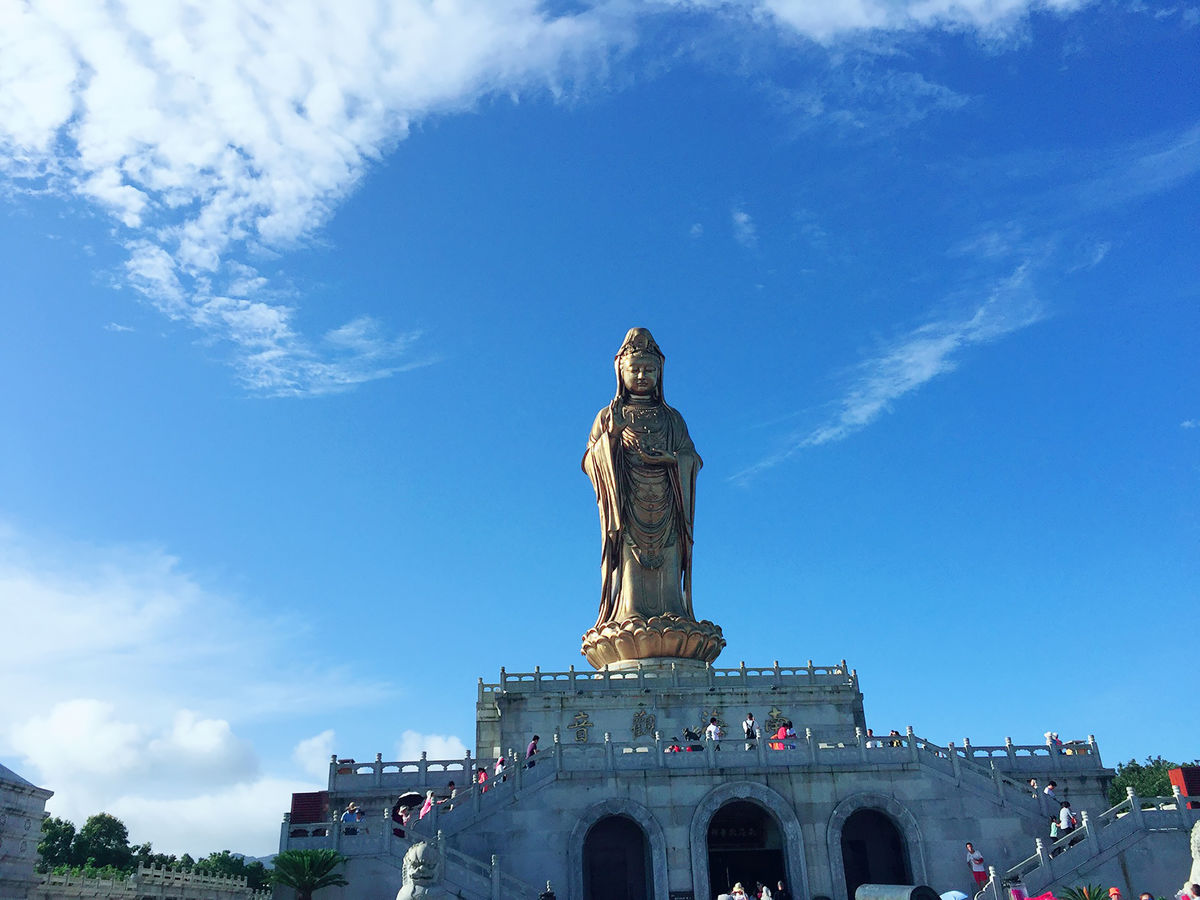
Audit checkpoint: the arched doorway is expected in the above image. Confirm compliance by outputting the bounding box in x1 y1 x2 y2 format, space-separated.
706 801 786 897
583 815 650 900
841 808 910 897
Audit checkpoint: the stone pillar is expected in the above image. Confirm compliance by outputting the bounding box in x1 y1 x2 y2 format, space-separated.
1126 787 1144 828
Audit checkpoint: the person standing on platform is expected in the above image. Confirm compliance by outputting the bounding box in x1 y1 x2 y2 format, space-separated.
706 716 723 749
743 712 760 750
965 842 986 888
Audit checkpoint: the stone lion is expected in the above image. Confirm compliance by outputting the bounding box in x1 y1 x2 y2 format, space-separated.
1187 820 1200 889
396 840 457 900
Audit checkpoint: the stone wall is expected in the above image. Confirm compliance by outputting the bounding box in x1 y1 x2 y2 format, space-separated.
0 763 52 900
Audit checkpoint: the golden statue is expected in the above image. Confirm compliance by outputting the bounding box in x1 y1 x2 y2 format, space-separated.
581 328 724 669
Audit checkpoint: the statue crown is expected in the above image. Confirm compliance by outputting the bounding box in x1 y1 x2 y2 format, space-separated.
617 327 663 360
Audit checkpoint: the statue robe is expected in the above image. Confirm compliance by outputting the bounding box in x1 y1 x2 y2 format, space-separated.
583 400 701 630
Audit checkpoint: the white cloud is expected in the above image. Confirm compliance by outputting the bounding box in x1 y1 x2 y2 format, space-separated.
736 262 1044 479
0 1 622 395
111 776 312 857
732 207 758 247
0 0 1085 394
104 322 135 332
293 730 337 781
690 222 704 237
0 523 387 854
754 0 1088 40
1182 420 1198 429
395 730 469 763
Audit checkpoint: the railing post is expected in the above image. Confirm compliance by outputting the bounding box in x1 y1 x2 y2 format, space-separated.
1126 786 1144 828
948 741 961 780
604 732 614 770
655 731 665 767
490 853 501 900
419 751 428 781
329 754 338 788
907 726 919 762
807 658 815 682
1035 836 1054 879
773 659 782 688
1087 733 1101 765
807 727 818 763
991 763 1006 805
534 665 542 691
757 726 767 765
962 737 972 760
511 747 522 790
637 661 645 690
739 660 747 684
375 752 383 787
856 727 867 763
1005 736 1017 764
1082 810 1101 854
1173 785 1189 826
671 662 679 688
569 664 576 689
554 730 563 774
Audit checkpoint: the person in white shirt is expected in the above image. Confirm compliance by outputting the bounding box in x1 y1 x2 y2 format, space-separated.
742 712 760 750
705 716 723 749
965 842 986 887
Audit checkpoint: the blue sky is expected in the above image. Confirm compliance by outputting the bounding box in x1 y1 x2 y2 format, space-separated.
1 0 1197 858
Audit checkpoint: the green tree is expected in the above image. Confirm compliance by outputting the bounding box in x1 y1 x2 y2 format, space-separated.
194 850 270 890
37 816 76 872
1108 756 1199 806
270 849 349 900
73 813 133 871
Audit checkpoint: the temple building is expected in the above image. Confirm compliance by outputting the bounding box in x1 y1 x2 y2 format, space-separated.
277 330 1199 898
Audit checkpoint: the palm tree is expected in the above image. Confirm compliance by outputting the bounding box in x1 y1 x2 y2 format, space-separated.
269 849 350 900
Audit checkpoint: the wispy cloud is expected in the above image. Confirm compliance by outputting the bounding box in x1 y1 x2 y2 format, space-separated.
0 0 1103 393
104 322 135 333
0 2 621 395
1182 420 1198 429
734 262 1044 480
690 222 704 237
732 207 758 247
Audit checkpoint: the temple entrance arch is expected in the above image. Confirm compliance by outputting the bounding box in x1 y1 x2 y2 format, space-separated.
826 793 927 900
582 815 650 900
689 781 808 900
707 800 786 896
568 798 668 900
840 809 909 895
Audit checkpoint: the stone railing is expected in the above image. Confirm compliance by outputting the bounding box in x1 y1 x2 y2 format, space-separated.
478 659 858 699
952 735 1104 771
35 864 269 899
1003 786 1200 892
300 724 1065 847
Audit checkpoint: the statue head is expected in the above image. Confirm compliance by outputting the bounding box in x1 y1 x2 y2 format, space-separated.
403 841 442 886
613 327 665 403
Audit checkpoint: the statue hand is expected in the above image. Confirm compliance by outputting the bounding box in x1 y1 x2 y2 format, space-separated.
639 447 676 465
620 427 642 451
